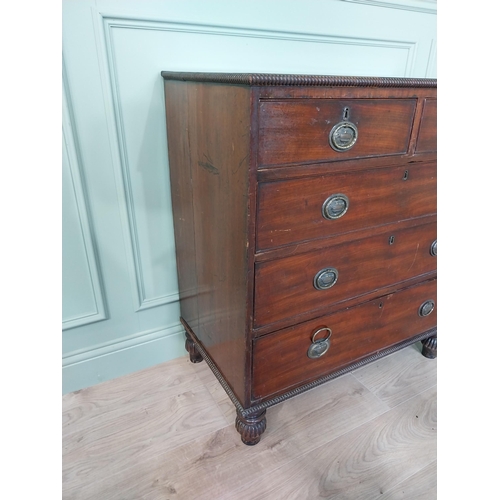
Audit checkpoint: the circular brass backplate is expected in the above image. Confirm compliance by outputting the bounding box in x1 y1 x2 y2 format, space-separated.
430 240 437 256
329 121 358 152
419 300 435 317
313 268 339 290
307 339 330 359
322 193 349 220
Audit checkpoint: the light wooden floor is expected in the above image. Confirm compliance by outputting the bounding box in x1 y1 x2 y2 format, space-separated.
62 343 437 500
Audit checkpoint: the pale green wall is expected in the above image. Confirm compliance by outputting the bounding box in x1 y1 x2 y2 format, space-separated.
62 0 437 394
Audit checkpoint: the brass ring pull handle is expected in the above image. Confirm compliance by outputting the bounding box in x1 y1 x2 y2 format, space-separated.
329 106 358 152
430 240 437 256
329 121 358 151
419 300 435 317
313 268 339 290
307 327 332 359
322 194 349 220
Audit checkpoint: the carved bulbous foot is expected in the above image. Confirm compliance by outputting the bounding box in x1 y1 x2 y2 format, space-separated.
422 336 437 359
235 409 267 446
185 332 203 363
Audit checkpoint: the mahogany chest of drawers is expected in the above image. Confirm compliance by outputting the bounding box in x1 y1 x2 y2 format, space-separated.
162 72 437 445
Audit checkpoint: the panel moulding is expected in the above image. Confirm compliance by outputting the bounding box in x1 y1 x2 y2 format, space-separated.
94 12 417 312
62 62 108 330
425 39 436 78
62 322 187 394
62 322 185 367
340 0 437 14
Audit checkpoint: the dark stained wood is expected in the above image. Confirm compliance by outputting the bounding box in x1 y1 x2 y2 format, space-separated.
255 213 437 263
164 82 199 330
415 98 437 153
162 72 437 445
258 86 436 100
252 274 437 338
422 336 437 359
407 93 427 155
254 222 436 328
253 279 437 400
164 81 252 406
256 153 437 182
161 72 436 88
235 409 267 445
184 332 203 363
243 88 262 405
258 98 416 166
257 161 436 250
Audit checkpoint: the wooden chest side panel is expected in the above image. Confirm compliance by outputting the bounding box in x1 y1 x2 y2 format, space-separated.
164 82 199 330
253 279 437 400
164 81 251 404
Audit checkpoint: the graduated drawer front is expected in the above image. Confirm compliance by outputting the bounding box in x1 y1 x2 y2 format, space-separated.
253 279 437 400
257 162 436 250
254 222 436 329
258 98 416 167
416 98 437 153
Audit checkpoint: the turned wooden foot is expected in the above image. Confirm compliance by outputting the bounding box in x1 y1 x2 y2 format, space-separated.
235 409 267 446
422 336 437 359
185 332 203 363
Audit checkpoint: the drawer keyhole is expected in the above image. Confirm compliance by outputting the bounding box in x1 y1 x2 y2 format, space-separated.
403 170 409 181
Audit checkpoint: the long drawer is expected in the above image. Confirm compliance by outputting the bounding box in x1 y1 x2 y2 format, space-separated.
254 222 436 328
257 162 436 250
253 279 437 400
258 98 416 166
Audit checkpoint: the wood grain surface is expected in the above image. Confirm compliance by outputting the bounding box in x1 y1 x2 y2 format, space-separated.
254 222 437 328
253 280 436 399
257 161 436 250
233 386 436 500
258 98 416 166
62 345 436 499
164 81 252 404
415 98 437 153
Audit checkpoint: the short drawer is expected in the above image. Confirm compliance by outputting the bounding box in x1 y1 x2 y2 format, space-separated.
254 222 436 328
415 98 437 153
252 279 437 400
257 162 436 250
258 98 416 167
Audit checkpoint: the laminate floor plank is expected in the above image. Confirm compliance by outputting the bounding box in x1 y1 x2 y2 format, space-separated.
62 358 228 499
152 374 389 500
351 343 437 408
204 379 237 425
62 345 437 500
380 460 437 499
189 358 237 425
62 357 204 434
188 358 220 385
63 374 388 500
232 386 437 500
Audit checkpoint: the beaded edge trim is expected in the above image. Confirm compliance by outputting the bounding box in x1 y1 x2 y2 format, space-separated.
182 319 436 418
161 72 436 88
